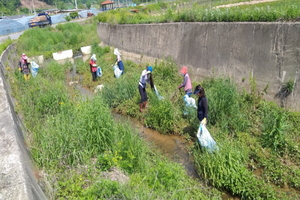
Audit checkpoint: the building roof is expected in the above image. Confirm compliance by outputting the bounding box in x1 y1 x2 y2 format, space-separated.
101 0 115 5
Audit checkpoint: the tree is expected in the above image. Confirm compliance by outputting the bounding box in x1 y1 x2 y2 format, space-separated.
57 1 66 9
86 1 91 9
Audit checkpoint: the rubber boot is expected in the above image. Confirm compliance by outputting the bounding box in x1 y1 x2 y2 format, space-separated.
143 101 148 108
139 103 143 112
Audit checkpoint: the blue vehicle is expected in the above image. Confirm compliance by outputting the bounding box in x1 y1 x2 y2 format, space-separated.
28 13 52 28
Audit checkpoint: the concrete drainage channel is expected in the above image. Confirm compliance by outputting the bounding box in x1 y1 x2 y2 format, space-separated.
0 44 93 199
0 45 47 199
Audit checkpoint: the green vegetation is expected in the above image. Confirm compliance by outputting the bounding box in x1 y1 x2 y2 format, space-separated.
0 0 97 15
9 51 216 200
0 38 12 54
3 0 300 199
96 0 300 24
16 20 99 59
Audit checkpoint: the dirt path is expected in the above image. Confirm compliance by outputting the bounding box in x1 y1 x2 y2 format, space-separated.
215 0 279 8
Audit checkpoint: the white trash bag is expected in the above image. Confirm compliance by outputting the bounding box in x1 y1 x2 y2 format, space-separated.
154 85 164 100
184 94 197 108
113 65 123 78
30 61 39 77
196 123 218 153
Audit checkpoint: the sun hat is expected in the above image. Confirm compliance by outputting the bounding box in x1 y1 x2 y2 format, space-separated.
180 66 188 74
91 54 96 61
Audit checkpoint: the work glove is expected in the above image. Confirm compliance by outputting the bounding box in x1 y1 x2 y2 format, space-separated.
201 118 207 125
178 85 181 89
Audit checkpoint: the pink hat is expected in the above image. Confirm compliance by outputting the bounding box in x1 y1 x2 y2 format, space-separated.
180 66 188 74
22 54 28 60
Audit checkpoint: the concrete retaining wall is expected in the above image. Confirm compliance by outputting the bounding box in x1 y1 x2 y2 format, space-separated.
97 22 300 111
0 45 46 200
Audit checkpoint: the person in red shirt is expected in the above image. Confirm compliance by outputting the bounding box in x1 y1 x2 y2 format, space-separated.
89 54 97 82
19 53 28 73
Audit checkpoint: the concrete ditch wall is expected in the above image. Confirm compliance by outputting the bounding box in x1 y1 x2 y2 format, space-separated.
97 22 300 111
0 45 47 200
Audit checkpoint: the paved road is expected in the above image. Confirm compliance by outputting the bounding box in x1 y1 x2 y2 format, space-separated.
0 18 91 45
0 31 23 44
0 9 102 44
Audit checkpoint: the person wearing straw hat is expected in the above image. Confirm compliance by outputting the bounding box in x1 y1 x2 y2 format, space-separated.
138 66 154 112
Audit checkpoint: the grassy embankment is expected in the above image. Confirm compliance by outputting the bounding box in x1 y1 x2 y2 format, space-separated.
9 0 300 199
0 38 12 54
95 0 300 24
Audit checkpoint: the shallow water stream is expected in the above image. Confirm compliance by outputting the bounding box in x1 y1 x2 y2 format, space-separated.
112 113 200 179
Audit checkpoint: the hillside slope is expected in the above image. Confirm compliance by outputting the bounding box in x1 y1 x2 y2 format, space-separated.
20 0 53 10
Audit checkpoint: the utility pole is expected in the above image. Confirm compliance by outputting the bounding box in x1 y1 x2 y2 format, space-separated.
75 0 78 10
32 0 36 14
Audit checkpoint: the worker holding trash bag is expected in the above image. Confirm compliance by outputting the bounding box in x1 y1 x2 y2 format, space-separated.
194 85 208 125
194 85 217 152
138 66 154 112
114 48 124 75
89 54 98 82
178 66 193 97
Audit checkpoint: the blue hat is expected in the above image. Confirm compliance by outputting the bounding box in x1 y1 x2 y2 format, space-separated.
147 66 153 73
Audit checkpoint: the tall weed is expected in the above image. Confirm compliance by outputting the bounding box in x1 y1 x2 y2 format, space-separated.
193 138 277 199
145 94 175 134
202 77 249 134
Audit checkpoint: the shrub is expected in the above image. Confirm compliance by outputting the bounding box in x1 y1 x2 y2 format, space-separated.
69 12 79 19
65 15 71 21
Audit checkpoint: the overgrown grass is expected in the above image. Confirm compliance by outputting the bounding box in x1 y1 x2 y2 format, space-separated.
9 43 216 199
0 38 12 54
96 0 300 24
16 20 99 59
9 9 300 199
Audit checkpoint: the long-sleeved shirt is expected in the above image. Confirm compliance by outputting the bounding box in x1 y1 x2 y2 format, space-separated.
139 70 150 88
197 97 208 121
179 73 192 93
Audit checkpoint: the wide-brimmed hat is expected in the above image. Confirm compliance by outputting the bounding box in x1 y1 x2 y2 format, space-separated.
180 66 187 74
114 48 121 56
91 54 96 61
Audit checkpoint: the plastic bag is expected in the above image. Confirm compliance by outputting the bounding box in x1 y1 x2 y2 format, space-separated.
183 94 196 115
30 61 39 77
113 65 123 78
97 66 102 77
184 94 197 108
196 123 218 153
154 85 164 100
